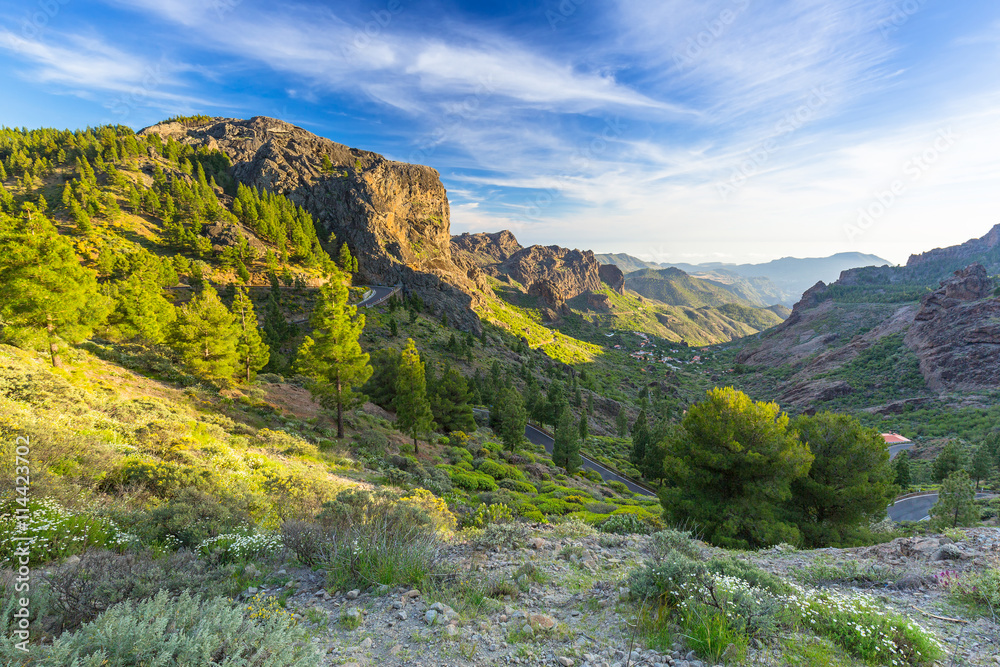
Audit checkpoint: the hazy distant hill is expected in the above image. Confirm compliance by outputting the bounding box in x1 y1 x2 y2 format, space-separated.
662 252 891 305
594 253 661 273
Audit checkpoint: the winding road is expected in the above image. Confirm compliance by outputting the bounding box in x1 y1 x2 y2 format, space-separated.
523 424 657 497
358 285 399 308
888 442 915 460
888 491 994 522
471 409 656 497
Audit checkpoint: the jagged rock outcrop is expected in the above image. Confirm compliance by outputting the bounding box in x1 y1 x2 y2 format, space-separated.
906 224 1000 272
904 264 1000 391
587 293 612 311
451 231 523 266
598 264 625 294
528 279 568 313
140 116 484 332
493 245 604 299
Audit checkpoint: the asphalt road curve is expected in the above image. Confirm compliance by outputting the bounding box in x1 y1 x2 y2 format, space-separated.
888 442 914 460
359 286 398 308
888 492 994 522
523 424 656 497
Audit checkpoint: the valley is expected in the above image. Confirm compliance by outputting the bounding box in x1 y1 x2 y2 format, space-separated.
0 117 998 667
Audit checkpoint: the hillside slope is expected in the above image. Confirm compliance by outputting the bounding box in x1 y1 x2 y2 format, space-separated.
730 226 1000 412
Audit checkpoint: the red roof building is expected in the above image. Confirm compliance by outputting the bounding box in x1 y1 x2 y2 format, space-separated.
881 433 911 444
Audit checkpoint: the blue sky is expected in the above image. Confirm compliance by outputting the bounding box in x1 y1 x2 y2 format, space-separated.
2 0 999 265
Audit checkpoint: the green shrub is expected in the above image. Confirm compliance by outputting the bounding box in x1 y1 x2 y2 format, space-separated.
34 549 237 632
516 503 545 523
469 503 514 528
197 533 284 564
318 490 443 590
677 603 748 664
478 459 525 481
354 431 388 457
449 469 499 492
789 587 943 665
498 478 537 494
470 522 528 550
127 488 248 549
0 499 128 567
40 590 319 666
949 566 1000 613
598 513 650 535
648 528 700 560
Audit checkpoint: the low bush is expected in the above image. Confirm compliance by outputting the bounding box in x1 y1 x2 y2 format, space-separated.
468 503 515 528
948 565 1000 613
197 533 284 564
469 522 528 550
125 488 249 549
549 517 596 539
319 489 443 590
38 549 237 632
39 590 319 666
478 459 525 481
0 499 129 567
647 528 700 560
598 513 650 535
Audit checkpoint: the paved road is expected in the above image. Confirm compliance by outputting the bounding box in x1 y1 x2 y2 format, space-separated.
523 424 656 497
358 285 398 308
471 409 656 497
888 442 915 460
888 492 994 522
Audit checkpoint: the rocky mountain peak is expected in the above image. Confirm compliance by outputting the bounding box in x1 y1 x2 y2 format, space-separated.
140 116 484 332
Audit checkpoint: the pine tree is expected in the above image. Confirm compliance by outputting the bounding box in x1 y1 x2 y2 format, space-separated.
616 408 629 437
389 318 398 337
362 348 401 410
338 244 354 273
70 199 91 233
969 444 993 490
578 413 589 442
429 363 477 433
933 442 965 482
587 392 594 416
893 451 912 492
395 338 434 453
169 285 240 382
105 273 176 345
495 386 527 452
297 276 372 438
929 470 978 529
553 411 581 473
630 408 649 468
232 286 270 383
0 217 109 366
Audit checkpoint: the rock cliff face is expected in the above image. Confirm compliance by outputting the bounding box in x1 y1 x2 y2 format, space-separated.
906 224 1000 273
495 245 604 299
598 264 625 294
450 230 626 304
904 264 1000 392
736 256 999 407
451 231 523 266
140 116 484 332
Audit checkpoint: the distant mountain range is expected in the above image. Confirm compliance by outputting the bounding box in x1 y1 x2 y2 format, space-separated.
596 252 891 306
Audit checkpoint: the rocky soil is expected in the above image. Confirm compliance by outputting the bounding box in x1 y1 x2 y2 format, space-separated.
250 526 1000 667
